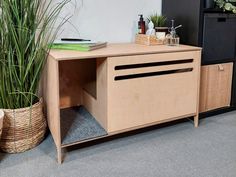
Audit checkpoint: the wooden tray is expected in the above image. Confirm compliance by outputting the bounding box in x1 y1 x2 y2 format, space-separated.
135 34 164 46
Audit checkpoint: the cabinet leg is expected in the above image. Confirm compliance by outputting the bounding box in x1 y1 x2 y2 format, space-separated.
57 147 63 164
194 115 199 128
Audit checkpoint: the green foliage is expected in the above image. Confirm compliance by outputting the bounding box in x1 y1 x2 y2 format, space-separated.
0 0 70 109
147 13 167 27
215 0 236 13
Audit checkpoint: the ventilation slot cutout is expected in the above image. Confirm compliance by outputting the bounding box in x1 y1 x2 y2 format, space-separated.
114 68 193 81
115 59 193 70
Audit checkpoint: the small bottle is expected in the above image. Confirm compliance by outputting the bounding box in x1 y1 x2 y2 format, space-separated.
138 14 146 34
165 20 182 46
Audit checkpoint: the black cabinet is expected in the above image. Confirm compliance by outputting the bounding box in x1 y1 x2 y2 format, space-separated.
162 0 203 46
203 13 236 64
162 0 236 63
162 0 236 115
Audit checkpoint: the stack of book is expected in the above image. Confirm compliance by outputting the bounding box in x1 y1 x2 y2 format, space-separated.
50 39 107 52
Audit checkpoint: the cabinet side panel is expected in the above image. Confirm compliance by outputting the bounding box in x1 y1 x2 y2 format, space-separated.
82 58 108 131
42 56 61 147
199 66 209 112
96 58 108 130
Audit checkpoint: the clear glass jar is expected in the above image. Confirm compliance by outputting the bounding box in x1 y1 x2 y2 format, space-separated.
165 33 180 46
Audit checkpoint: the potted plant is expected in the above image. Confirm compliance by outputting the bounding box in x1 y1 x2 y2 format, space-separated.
147 13 168 39
215 0 236 13
0 0 69 153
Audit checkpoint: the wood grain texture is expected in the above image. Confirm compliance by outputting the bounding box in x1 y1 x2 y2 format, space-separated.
83 58 108 130
49 43 201 61
135 34 164 45
59 59 96 109
106 51 201 133
194 51 202 127
200 63 233 113
42 56 61 147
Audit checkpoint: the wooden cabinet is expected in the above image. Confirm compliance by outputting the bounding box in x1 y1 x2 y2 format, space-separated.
44 44 202 163
200 63 233 113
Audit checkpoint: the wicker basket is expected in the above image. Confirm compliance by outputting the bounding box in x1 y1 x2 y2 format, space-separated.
135 34 164 46
0 99 46 153
0 110 4 139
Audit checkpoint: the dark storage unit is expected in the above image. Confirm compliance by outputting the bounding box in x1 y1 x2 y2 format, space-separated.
203 13 236 64
205 0 215 9
162 0 236 116
162 0 203 46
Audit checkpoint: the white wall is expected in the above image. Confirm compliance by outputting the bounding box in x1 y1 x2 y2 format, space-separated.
58 0 162 43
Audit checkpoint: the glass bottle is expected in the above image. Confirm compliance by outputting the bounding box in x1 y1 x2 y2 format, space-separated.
165 20 182 46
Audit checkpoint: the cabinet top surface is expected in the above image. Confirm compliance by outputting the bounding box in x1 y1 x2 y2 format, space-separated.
49 43 201 61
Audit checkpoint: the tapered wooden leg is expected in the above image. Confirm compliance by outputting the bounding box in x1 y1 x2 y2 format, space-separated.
57 147 62 164
194 114 199 128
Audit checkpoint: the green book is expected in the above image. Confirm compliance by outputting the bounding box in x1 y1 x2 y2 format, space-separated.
49 42 107 51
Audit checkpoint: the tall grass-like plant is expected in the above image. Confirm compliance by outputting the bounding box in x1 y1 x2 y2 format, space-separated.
0 0 70 109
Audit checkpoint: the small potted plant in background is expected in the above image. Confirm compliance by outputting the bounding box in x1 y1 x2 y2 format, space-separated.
215 0 236 13
147 13 168 39
0 0 69 153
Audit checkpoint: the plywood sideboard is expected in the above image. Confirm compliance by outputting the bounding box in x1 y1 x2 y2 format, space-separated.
43 43 202 163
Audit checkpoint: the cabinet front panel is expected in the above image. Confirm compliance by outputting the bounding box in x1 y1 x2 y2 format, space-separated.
200 63 233 113
107 51 201 132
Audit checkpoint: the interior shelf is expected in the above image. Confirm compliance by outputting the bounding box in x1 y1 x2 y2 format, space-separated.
60 106 108 145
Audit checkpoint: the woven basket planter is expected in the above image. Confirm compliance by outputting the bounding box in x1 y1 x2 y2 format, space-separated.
0 110 4 139
0 99 47 153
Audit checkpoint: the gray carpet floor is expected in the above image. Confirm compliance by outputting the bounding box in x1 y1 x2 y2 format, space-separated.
1 111 236 177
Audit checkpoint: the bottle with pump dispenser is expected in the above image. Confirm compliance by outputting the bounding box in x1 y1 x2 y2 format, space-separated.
138 15 146 34
165 20 182 46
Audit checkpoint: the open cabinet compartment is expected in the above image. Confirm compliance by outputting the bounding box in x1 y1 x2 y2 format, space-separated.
58 59 108 146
